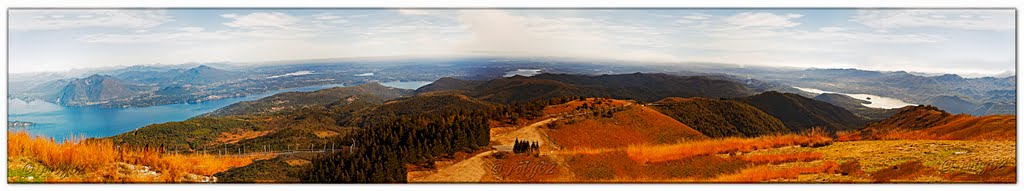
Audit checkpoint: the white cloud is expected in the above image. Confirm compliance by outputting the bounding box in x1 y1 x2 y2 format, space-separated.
80 12 343 45
313 15 341 20
310 13 349 26
10 10 172 31
819 27 846 33
79 26 319 44
222 12 301 30
178 27 204 33
396 9 434 16
80 30 233 43
681 13 712 20
852 10 1013 31
454 10 680 63
722 12 803 29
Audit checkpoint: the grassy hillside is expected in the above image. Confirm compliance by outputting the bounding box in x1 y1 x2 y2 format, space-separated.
544 102 708 149
214 153 320 183
108 102 375 154
414 77 483 94
109 83 414 154
468 77 604 104
369 91 496 116
861 105 1016 141
108 88 389 153
650 97 790 138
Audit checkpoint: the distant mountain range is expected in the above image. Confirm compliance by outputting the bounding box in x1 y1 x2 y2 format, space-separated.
8 57 1014 116
741 68 1015 116
925 95 1015 116
171 65 244 85
45 65 250 106
418 73 754 104
13 64 377 107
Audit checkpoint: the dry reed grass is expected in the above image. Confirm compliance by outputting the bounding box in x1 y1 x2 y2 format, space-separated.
710 161 840 182
835 131 861 142
8 130 262 182
625 130 832 164
739 152 823 165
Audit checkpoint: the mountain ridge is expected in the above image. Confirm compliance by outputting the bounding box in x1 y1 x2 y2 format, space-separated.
650 97 790 138
732 91 868 133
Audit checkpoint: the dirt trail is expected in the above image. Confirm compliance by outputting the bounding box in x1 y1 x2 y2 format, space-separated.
410 150 496 182
410 117 566 182
492 118 560 152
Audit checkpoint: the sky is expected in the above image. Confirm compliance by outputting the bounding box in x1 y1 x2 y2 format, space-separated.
8 9 1016 77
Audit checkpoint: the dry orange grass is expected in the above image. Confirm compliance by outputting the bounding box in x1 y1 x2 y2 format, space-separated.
710 161 840 182
216 129 272 144
542 99 589 116
542 98 631 116
546 106 707 150
923 115 1015 141
8 130 116 173
835 131 861 142
565 150 749 181
874 115 1016 141
739 152 823 165
625 132 832 164
876 130 943 140
8 130 262 182
558 147 624 155
864 106 1016 141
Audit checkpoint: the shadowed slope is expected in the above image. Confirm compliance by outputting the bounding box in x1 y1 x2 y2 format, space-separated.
650 97 790 138
417 73 755 104
733 91 868 133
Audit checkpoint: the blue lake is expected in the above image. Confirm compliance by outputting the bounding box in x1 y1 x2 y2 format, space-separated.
7 84 347 141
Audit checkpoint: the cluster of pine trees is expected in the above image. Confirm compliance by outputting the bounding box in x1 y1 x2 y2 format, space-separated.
512 139 539 154
303 111 490 183
489 95 584 123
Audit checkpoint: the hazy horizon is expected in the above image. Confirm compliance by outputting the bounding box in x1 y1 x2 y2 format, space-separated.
6 55 1017 79
9 9 1015 77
